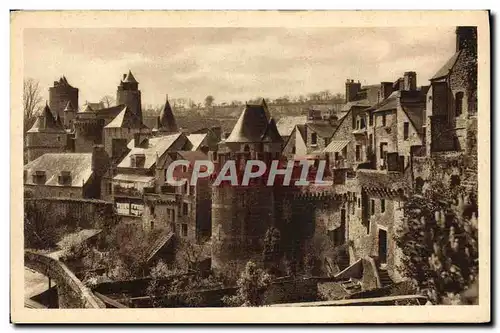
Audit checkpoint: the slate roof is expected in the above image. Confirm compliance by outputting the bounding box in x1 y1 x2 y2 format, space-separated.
104 106 148 129
431 50 461 80
226 103 269 143
118 133 184 169
174 150 208 165
276 116 307 138
24 153 93 187
262 118 284 143
122 70 138 83
187 133 208 151
158 98 178 132
306 123 336 138
27 104 66 133
372 91 399 113
113 174 155 183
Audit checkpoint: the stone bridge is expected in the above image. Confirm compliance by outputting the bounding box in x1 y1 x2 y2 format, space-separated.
25 250 105 308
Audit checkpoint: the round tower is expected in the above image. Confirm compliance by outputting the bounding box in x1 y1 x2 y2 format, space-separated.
48 76 79 128
116 70 142 122
211 102 283 271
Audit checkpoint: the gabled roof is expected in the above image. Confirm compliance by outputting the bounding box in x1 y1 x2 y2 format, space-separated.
27 104 66 133
158 98 178 132
276 116 307 138
104 106 148 129
82 104 94 112
226 103 269 143
64 101 76 112
373 91 399 113
24 153 93 187
118 133 184 169
431 50 461 80
187 133 207 151
306 123 336 138
122 70 138 83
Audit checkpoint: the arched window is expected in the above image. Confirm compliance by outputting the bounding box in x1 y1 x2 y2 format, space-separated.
455 92 464 116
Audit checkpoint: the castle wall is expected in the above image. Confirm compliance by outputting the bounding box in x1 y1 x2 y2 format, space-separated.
211 185 275 270
74 119 105 153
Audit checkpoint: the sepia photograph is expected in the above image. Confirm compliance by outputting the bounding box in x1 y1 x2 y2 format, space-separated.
10 10 490 323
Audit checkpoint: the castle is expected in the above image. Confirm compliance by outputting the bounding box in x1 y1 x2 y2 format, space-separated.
24 26 478 292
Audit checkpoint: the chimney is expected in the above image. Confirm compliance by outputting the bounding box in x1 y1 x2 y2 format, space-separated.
380 82 393 100
456 26 477 52
91 144 109 176
210 126 222 141
345 79 362 103
134 133 141 147
403 72 417 91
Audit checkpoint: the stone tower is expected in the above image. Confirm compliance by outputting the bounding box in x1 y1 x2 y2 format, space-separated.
211 101 283 270
116 70 142 122
48 76 79 128
25 104 67 162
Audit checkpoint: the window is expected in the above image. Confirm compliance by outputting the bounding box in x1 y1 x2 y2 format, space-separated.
182 224 188 237
184 182 188 194
150 221 155 230
57 136 61 142
107 183 112 194
369 113 373 126
150 205 155 216
455 92 464 116
351 201 355 214
404 122 409 140
381 199 386 213
371 199 375 215
355 145 361 161
311 133 317 145
291 146 296 154
183 203 189 215
380 143 388 161
190 185 195 196
357 197 361 208
382 114 387 127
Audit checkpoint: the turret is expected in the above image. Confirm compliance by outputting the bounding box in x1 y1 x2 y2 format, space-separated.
116 70 142 122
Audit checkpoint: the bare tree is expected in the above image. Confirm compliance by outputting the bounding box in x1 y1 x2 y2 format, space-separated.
23 78 43 132
100 95 115 108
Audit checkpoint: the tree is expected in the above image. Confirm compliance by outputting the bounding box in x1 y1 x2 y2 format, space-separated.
204 95 215 108
222 261 272 307
395 157 478 304
100 95 115 108
23 78 43 133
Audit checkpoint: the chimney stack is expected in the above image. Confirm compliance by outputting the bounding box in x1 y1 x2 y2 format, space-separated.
403 72 417 91
345 79 362 103
380 82 394 100
456 26 477 52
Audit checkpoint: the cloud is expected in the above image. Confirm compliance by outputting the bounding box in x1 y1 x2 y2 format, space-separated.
23 27 456 106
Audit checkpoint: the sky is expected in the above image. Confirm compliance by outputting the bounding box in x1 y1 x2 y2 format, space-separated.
23 27 457 107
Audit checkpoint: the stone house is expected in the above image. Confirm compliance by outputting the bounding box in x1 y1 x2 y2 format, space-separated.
25 104 69 163
142 150 211 243
111 133 189 226
24 145 110 199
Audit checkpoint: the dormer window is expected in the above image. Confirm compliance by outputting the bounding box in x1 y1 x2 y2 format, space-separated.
32 171 46 185
455 92 464 116
311 133 317 145
58 171 72 185
130 154 146 168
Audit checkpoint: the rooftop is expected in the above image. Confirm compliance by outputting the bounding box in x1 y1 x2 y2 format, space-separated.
24 153 93 187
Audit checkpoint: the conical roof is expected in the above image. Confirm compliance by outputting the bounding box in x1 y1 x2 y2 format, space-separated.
261 118 283 143
105 105 148 129
122 70 138 83
28 104 65 133
158 96 178 132
226 103 269 143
